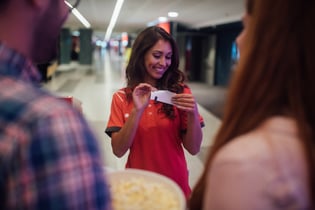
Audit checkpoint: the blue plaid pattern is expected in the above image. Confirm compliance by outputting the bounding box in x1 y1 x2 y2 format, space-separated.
0 43 111 209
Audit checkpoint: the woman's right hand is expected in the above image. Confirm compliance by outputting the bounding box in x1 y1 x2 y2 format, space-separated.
132 83 156 112
111 83 155 157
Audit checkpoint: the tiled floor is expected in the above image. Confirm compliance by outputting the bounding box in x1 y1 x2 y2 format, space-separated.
43 48 223 189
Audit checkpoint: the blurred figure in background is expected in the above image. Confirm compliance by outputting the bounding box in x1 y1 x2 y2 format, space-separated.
189 0 314 209
105 26 204 198
0 0 111 209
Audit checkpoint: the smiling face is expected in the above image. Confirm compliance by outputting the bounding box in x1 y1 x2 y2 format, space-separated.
144 39 172 86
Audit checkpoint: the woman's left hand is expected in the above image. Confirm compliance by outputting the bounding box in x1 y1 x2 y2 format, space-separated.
172 93 202 155
171 93 197 113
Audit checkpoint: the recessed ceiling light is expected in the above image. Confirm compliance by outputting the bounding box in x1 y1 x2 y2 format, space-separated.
158 17 168 22
168 12 178 18
72 30 80 36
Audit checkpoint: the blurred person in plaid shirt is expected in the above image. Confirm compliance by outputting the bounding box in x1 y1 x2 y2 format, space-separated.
0 0 111 209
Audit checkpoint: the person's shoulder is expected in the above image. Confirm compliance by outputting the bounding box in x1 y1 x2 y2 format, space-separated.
113 87 130 94
213 125 276 167
215 118 288 167
30 94 80 119
180 83 189 89
0 79 78 120
205 117 310 209
112 87 129 101
178 83 191 93
213 116 300 166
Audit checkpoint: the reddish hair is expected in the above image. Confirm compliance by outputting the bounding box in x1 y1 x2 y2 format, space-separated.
189 0 315 208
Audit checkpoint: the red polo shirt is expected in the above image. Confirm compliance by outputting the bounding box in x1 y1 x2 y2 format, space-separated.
106 86 204 198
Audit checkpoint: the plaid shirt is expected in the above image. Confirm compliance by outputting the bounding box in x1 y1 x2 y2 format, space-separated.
0 43 111 209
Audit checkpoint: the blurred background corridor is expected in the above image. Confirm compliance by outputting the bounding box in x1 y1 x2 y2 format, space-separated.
40 0 245 189
42 48 222 188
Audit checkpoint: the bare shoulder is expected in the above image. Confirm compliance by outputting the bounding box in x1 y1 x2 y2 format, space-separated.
213 116 300 166
213 131 271 166
204 117 310 209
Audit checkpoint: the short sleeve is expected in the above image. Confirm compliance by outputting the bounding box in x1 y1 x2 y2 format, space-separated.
202 136 273 210
203 157 270 209
105 90 127 137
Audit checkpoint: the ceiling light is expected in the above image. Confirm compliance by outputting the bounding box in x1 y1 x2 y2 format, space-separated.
65 1 91 28
71 9 91 28
104 0 125 42
168 12 178 18
72 30 80 36
158 17 168 23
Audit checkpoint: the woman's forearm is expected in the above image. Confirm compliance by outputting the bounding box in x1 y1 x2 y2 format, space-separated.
111 108 143 157
183 110 203 155
111 83 153 157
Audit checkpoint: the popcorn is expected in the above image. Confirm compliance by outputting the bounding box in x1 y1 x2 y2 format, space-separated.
110 177 181 210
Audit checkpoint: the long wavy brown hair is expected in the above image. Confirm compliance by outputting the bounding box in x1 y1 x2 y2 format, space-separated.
188 0 315 209
125 26 186 119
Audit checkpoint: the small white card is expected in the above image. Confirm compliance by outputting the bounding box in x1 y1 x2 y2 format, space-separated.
150 90 176 105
